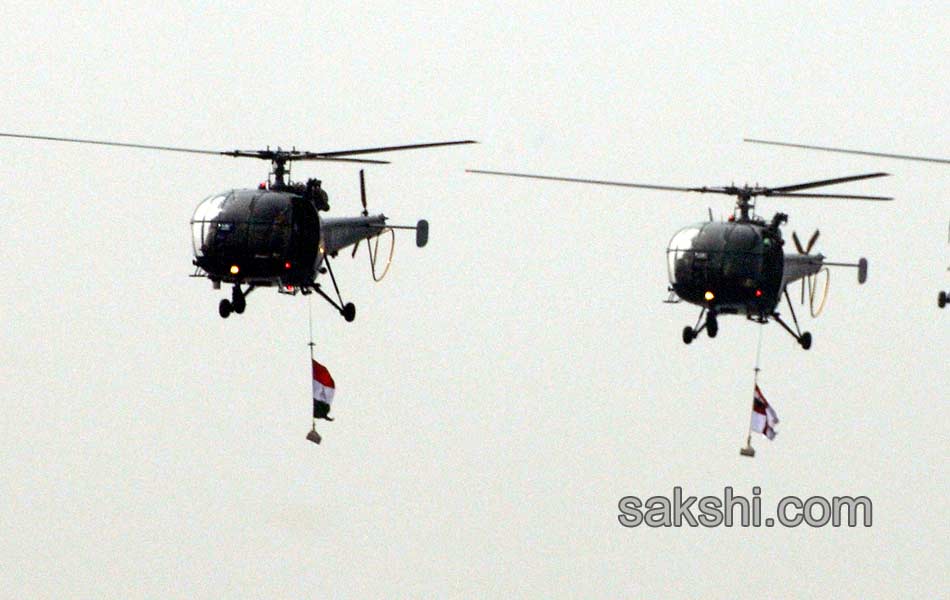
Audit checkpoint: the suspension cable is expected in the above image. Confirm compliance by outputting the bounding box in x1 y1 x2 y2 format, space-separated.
745 323 766 448
753 322 764 386
307 294 315 360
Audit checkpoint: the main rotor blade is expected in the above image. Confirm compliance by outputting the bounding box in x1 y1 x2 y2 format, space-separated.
223 150 389 163
0 131 230 156
294 156 391 164
466 169 714 194
0 133 411 164
745 138 950 165
769 172 889 193
767 192 893 201
311 140 477 158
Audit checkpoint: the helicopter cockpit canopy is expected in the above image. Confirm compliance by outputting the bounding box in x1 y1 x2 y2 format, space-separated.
667 226 701 284
191 192 228 257
190 190 293 260
666 222 777 306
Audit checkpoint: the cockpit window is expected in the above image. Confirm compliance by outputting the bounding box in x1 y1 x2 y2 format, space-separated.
191 192 230 257
667 227 700 283
193 193 228 223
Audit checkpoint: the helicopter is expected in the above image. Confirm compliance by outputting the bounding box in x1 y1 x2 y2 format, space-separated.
468 168 891 349
0 132 474 319
745 138 950 308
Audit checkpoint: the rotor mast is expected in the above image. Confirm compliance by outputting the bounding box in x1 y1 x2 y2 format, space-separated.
270 152 290 188
736 190 754 221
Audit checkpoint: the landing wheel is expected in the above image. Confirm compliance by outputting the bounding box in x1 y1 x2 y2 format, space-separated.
342 302 356 322
800 331 812 350
219 299 232 319
682 326 694 345
939 291 947 308
707 315 718 338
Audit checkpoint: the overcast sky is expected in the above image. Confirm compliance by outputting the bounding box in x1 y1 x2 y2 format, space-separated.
0 2 947 597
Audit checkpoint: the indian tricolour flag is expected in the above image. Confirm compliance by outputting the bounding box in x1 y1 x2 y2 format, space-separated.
312 359 335 420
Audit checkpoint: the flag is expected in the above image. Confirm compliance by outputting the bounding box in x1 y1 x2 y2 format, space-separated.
750 384 779 440
312 359 335 420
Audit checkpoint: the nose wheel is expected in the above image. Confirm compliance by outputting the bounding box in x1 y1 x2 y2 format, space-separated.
682 326 695 344
218 285 252 319
682 309 717 345
939 291 947 308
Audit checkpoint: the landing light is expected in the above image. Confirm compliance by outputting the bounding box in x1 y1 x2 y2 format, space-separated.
704 291 715 301
229 265 240 275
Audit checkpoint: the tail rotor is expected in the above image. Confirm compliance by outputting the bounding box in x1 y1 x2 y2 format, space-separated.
793 229 830 317
351 170 370 258
792 229 820 255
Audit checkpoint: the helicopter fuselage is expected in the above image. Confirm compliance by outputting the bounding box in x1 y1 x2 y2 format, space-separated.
190 187 386 289
667 219 821 317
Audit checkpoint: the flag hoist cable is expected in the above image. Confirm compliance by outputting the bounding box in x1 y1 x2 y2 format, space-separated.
308 294 315 360
753 322 764 387
742 324 766 456
305 295 322 444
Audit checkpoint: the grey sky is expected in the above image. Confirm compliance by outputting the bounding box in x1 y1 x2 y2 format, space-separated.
0 2 947 597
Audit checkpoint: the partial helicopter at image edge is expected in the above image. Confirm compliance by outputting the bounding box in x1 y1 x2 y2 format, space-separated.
745 138 950 309
0 132 476 320
468 168 893 349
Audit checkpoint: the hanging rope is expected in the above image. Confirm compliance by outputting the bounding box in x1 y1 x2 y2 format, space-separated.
307 294 315 360
742 323 766 456
753 321 765 386
305 294 323 444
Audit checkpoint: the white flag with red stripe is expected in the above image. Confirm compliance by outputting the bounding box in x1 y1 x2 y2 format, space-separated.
313 359 335 406
750 385 779 440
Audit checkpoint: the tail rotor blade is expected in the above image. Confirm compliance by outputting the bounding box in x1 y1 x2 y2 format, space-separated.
359 169 368 216
792 231 805 254
352 170 369 257
806 229 820 253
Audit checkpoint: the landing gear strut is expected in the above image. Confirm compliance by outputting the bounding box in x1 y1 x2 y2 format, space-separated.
772 288 812 349
218 284 254 319
682 308 718 344
311 258 356 322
